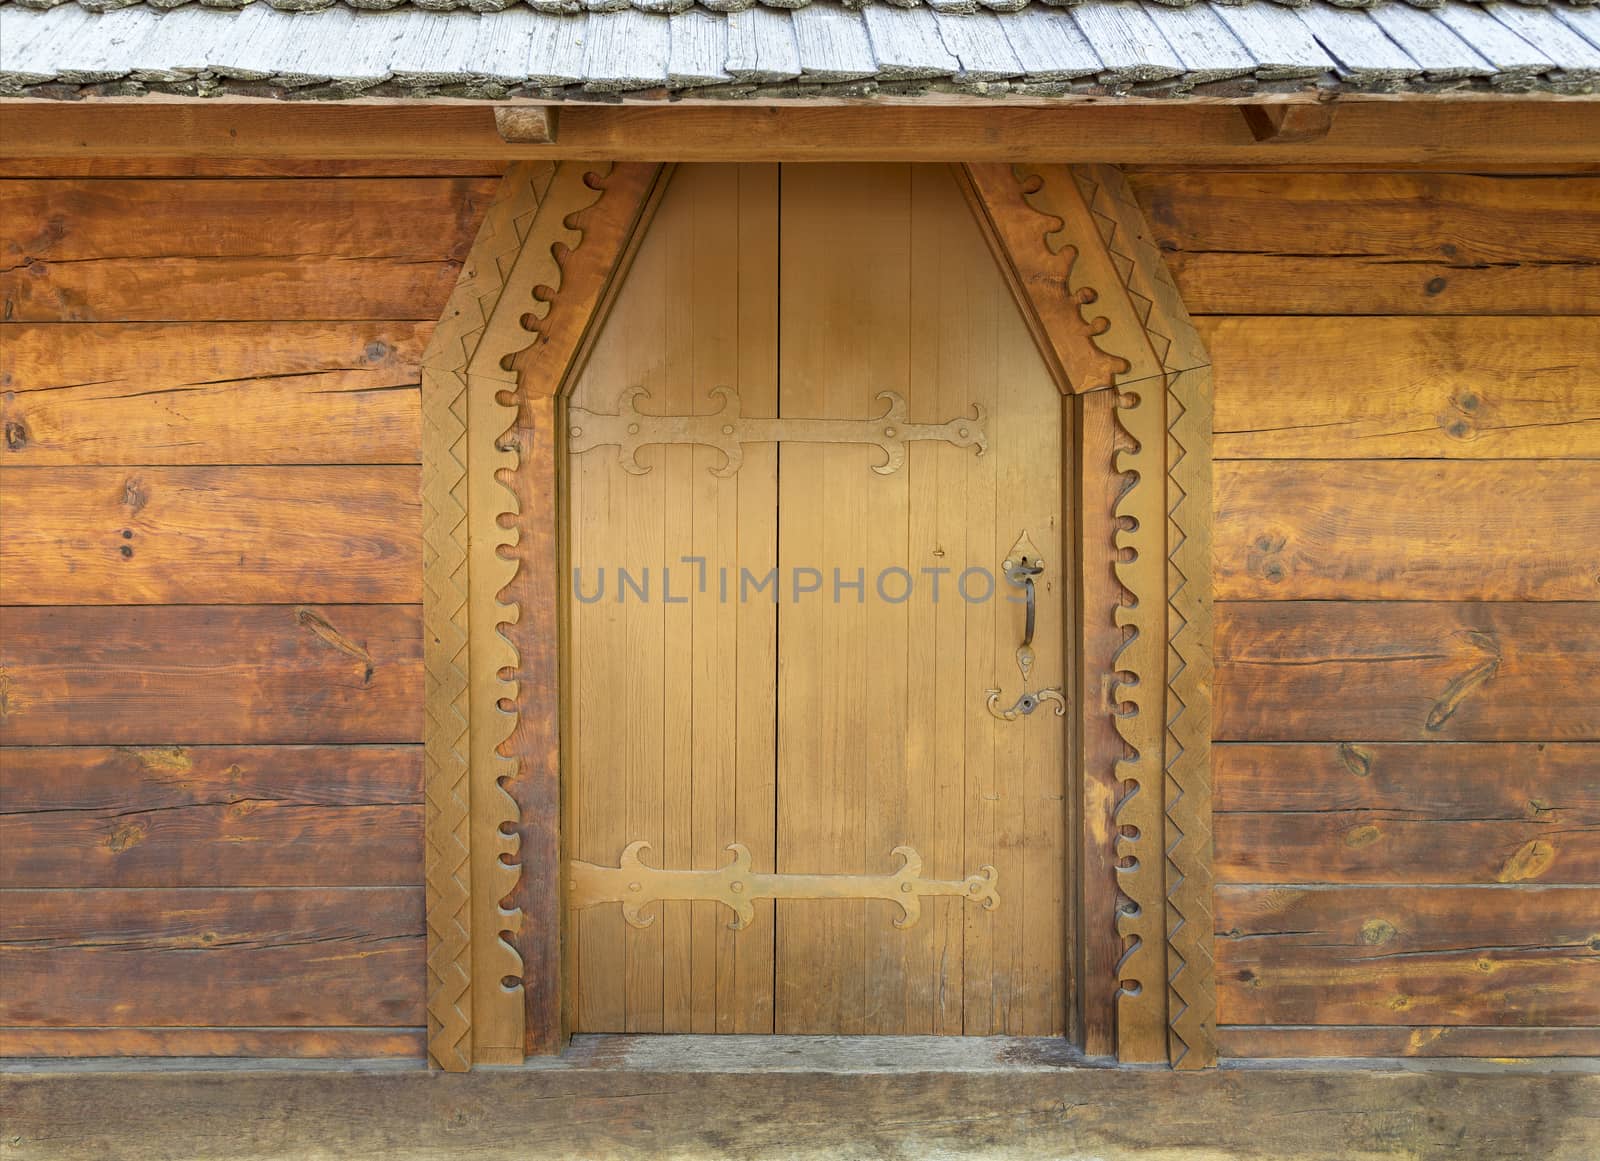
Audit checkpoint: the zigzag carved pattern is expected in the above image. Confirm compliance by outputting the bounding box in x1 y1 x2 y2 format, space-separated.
421 164 553 1071
1075 165 1217 1070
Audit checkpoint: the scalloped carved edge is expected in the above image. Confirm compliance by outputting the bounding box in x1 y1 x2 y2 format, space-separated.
421 162 555 1071
1073 164 1217 1070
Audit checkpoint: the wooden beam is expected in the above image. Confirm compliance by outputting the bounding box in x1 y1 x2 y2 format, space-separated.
3 1047 1596 1160
1241 103 1337 144
493 106 557 145
3 102 1599 165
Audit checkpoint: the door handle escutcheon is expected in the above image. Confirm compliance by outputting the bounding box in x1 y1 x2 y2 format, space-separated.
986 530 1066 721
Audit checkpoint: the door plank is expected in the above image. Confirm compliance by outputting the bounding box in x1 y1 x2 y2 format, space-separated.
1202 317 1600 461
1 466 422 605
1215 602 1600 742
0 605 423 745
1214 460 1600 602
1216 885 1600 1026
0 322 427 467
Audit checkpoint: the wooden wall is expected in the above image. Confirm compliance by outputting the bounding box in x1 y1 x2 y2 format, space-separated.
0 162 499 1057
1127 169 1600 1058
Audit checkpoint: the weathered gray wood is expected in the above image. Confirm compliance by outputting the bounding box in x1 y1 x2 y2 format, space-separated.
1367 4 1494 79
1296 6 1420 81
790 4 876 82
1140 2 1255 82
1486 3 1600 76
1213 2 1336 78
999 10 1101 80
526 10 587 85
725 6 801 83
1553 6 1600 56
1069 1 1184 82
42 7 155 83
387 11 484 84
3 1062 1597 1161
1433 3 1554 75
580 10 670 91
470 8 542 81
668 9 732 87
861 6 960 79
931 11 1024 81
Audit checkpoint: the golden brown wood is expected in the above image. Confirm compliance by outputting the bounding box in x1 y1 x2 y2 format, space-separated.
0 745 422 890
1240 104 1336 144
1130 171 1600 316
0 466 421 605
0 605 422 746
1215 601 1600 742
1217 885 1600 1026
494 107 558 145
0 1028 426 1059
421 161 556 1072
0 322 427 466
0 159 507 178
1214 460 1600 602
776 164 1068 1036
0 888 422 1028
565 163 778 1035
1203 316 1600 460
0 177 497 323
1217 1025 1600 1059
7 103 1600 166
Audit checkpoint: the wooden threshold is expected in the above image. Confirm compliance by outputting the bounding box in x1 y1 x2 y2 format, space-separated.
4 101 1599 166
4 1037 1597 1160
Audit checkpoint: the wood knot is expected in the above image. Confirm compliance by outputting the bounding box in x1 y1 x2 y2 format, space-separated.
1360 918 1396 946
106 820 148 854
1498 839 1555 883
1343 825 1382 849
4 420 27 451
1424 277 1448 296
121 476 148 515
1338 743 1373 778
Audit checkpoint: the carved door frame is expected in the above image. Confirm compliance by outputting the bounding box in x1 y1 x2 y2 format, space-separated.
420 161 1215 1071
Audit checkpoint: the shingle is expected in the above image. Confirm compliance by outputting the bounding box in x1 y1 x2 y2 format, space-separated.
1213 1 1336 78
1140 2 1256 83
1001 9 1102 80
1484 1 1600 74
932 10 1024 81
1295 5 1420 80
669 8 733 85
863 6 961 78
1069 1 1184 82
1432 2 1554 74
1366 3 1494 79
725 7 800 82
581 9 671 90
791 3 876 81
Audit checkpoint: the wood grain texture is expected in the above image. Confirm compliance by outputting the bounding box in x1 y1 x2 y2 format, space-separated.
0 605 423 745
1 466 422 606
0 1027 426 1059
1202 316 1600 460
0 160 507 178
4 1063 1598 1161
1215 602 1600 742
0 888 423 1028
8 102 1600 166
0 322 427 466
1217 1024 1600 1059
1216 885 1600 1026
1214 460 1600 602
0 177 496 322
1 746 422 889
1130 171 1600 315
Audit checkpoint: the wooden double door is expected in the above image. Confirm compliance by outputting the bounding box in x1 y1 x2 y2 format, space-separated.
565 164 1070 1035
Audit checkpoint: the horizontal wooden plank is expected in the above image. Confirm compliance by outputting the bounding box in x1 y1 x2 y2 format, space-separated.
1218 815 1600 885
0 160 507 178
1217 885 1600 1026
0 605 422 745
3 1057 1597 1161
0 745 421 812
0 1026 426 1059
0 744 422 887
1202 317 1600 460
1215 743 1600 816
0 888 423 1028
0 466 422 605
1218 1025 1600 1059
1131 171 1600 315
5 103 1600 166
1215 602 1600 742
1214 460 1600 601
0 177 494 322
1 322 427 466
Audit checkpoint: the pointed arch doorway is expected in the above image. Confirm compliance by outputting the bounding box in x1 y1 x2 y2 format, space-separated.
563 164 1071 1035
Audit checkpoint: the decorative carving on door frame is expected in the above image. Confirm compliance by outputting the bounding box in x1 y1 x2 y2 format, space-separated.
422 161 1213 1070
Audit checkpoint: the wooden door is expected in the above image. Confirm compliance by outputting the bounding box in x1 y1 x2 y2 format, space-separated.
566 164 1069 1036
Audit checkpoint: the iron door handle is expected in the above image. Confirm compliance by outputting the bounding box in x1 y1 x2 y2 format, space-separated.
986 531 1066 721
